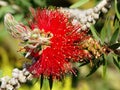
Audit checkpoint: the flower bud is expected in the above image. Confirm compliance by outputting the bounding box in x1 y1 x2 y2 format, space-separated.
4 13 31 40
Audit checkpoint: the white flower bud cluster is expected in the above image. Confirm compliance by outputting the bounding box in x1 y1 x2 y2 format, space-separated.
0 68 33 90
62 0 111 31
0 0 8 6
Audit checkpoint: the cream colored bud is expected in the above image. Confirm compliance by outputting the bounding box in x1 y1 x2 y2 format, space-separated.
102 7 108 13
27 74 33 81
0 1 8 6
87 16 93 22
6 84 14 90
81 25 87 30
9 78 18 85
18 71 26 83
15 82 21 89
86 22 91 28
81 18 87 24
92 13 99 19
12 69 19 78
0 81 7 88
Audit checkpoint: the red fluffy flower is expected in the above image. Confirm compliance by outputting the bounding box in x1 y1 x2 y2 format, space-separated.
27 8 91 79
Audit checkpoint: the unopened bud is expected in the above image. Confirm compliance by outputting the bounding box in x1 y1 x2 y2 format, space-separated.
4 13 31 40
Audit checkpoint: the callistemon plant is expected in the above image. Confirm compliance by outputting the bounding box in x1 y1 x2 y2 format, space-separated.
3 7 109 89
1 0 115 89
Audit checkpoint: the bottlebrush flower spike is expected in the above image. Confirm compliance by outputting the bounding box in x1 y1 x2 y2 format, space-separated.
27 8 92 78
4 8 91 77
4 8 108 89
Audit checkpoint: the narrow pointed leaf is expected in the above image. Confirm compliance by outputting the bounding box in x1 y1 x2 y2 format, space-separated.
100 17 110 43
113 57 120 70
86 65 99 77
110 28 120 44
90 25 101 42
100 26 107 43
114 18 120 30
87 55 104 77
115 0 120 20
102 54 107 78
109 43 120 50
70 0 89 8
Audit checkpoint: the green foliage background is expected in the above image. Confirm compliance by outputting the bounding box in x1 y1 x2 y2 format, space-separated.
0 0 120 90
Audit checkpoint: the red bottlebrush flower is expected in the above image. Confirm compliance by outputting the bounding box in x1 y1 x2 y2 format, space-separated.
24 8 91 79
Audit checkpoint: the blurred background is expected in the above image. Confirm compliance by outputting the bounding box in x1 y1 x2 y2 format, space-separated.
0 0 120 90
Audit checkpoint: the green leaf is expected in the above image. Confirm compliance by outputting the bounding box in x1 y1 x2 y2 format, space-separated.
102 54 107 78
14 14 24 21
113 56 120 70
20 0 31 7
115 0 120 20
110 28 120 44
118 57 120 64
0 6 15 18
34 0 46 7
114 17 120 30
87 55 104 77
90 25 101 42
70 0 89 8
109 43 120 50
100 27 107 43
100 17 110 43
86 64 99 77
